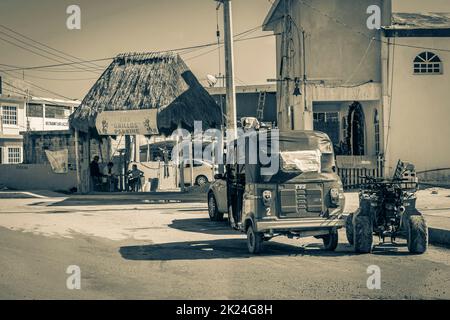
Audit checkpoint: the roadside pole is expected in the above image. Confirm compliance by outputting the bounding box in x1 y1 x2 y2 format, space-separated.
221 0 237 140
74 130 81 192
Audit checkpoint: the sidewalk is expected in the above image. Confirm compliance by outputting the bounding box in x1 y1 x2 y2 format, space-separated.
344 187 450 247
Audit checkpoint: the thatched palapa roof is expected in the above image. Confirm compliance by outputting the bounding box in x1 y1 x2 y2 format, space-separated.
70 52 222 135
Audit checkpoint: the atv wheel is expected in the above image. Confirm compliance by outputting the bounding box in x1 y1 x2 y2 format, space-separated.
346 213 354 245
322 229 339 251
406 215 428 254
247 224 264 254
353 212 373 253
208 193 224 221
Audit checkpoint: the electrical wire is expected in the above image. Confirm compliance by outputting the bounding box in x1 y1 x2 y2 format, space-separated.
342 38 374 85
0 30 103 74
0 24 105 70
298 0 450 53
1 16 283 73
385 37 396 155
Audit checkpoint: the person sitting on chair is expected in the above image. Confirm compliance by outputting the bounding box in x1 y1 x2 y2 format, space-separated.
128 164 144 192
89 156 104 191
103 162 118 192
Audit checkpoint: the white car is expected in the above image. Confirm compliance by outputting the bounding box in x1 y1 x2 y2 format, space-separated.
183 160 214 186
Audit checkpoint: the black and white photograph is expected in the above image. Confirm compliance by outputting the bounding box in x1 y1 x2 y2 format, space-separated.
0 0 449 307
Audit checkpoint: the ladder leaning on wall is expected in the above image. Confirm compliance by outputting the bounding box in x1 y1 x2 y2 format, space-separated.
256 91 267 121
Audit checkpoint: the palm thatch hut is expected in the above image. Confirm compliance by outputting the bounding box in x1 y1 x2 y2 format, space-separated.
69 52 223 193
70 52 222 135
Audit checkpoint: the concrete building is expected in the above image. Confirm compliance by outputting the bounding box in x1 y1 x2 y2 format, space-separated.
263 0 450 182
0 89 80 164
0 94 26 164
205 84 277 124
382 13 450 181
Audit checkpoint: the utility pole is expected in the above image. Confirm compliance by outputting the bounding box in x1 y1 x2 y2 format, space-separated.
218 0 237 139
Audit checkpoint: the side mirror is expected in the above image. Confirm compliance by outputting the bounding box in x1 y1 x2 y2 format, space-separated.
214 173 224 180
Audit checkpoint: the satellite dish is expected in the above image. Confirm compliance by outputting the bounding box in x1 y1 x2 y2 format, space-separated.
206 74 218 87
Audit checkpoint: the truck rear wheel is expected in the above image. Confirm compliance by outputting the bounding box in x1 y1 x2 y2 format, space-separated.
247 224 264 254
406 215 428 254
208 193 224 221
353 211 373 253
322 229 339 251
346 213 354 245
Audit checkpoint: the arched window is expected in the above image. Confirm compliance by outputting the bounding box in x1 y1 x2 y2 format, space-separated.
414 52 442 74
374 110 380 155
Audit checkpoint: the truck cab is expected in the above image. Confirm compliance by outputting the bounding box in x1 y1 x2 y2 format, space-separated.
208 130 346 254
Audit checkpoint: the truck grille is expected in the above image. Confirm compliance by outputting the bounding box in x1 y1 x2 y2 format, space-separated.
279 183 323 218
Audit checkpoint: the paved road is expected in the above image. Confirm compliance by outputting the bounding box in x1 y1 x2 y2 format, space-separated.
0 195 449 299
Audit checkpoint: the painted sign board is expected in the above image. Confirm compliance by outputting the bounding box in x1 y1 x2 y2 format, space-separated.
95 109 158 135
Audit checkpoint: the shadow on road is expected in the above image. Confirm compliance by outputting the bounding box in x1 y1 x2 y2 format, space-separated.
119 238 358 261
169 218 238 236
45 192 207 207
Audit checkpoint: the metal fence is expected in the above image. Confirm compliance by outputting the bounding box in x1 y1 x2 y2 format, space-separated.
336 155 384 190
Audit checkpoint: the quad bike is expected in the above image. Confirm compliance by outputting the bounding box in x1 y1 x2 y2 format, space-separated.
346 160 428 254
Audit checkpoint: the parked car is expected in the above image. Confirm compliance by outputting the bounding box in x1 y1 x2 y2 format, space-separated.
184 160 214 186
207 130 346 254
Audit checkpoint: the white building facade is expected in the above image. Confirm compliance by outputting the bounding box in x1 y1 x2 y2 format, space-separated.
0 92 79 164
382 13 450 181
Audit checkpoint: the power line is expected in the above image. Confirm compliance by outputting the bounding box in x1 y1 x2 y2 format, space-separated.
2 70 74 100
298 0 450 53
0 30 103 74
2 31 279 73
0 24 105 70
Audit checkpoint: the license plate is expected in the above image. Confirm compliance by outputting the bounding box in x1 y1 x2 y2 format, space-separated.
295 184 307 190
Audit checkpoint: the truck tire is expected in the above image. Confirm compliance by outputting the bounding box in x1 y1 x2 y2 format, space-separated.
322 229 339 251
353 212 373 253
406 215 428 254
247 224 264 254
208 193 224 221
346 213 354 245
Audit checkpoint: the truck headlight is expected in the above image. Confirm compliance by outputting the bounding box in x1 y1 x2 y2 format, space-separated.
330 188 340 206
262 190 272 207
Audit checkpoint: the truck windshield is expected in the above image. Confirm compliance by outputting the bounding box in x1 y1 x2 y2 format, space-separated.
280 150 322 172
277 132 335 173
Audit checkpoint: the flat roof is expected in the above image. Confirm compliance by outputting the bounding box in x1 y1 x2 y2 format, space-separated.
205 84 276 95
30 97 81 106
0 94 26 103
384 13 450 37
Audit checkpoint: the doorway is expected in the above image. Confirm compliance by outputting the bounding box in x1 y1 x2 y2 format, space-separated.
346 102 365 156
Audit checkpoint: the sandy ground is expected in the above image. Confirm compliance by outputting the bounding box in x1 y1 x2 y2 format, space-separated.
0 191 450 299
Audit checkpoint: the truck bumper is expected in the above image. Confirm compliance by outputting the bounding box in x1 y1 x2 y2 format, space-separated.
254 214 345 233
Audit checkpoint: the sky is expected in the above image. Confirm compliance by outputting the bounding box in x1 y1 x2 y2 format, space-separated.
0 0 450 100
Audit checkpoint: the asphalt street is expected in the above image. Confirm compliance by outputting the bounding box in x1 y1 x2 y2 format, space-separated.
0 194 449 299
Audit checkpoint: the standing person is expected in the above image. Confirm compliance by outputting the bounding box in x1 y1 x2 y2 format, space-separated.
89 156 104 191
160 146 170 178
128 164 144 192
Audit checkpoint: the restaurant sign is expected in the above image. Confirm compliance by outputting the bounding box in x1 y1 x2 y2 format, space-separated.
95 109 158 135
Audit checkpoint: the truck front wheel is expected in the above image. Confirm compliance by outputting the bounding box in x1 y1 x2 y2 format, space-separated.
208 193 224 221
346 213 354 245
247 224 264 254
322 229 339 251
